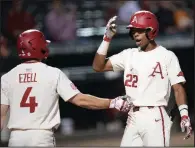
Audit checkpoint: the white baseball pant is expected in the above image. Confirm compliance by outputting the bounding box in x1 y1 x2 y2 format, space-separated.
8 129 56 147
120 106 172 147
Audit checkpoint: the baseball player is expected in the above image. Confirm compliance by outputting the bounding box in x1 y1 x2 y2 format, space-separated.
92 10 192 146
0 29 131 147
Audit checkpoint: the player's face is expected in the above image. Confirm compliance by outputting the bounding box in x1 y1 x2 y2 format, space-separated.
131 28 149 48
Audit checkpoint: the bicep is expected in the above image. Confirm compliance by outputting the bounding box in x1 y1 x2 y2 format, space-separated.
167 52 186 85
57 70 81 101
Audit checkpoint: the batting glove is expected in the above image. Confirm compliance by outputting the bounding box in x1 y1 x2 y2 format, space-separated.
109 95 132 112
180 115 192 140
103 16 117 42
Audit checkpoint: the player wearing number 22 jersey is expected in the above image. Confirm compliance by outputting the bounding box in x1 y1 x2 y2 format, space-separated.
1 29 131 147
93 10 192 147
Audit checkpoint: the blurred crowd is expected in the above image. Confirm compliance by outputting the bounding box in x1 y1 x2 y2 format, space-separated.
0 0 194 57
142 1 194 35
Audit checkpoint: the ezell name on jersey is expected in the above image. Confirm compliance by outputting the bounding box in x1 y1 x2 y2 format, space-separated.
19 73 37 83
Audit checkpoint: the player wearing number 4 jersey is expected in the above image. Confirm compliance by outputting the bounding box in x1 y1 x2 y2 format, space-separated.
93 10 192 147
1 29 131 147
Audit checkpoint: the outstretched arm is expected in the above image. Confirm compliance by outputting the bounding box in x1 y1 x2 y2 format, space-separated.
1 104 9 131
68 93 130 112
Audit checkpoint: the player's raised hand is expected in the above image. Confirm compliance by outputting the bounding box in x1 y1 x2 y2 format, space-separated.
103 16 117 42
109 95 132 112
180 115 192 140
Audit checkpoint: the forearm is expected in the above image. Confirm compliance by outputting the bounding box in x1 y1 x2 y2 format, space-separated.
174 84 188 117
174 86 187 106
70 93 131 112
93 41 110 71
81 94 111 110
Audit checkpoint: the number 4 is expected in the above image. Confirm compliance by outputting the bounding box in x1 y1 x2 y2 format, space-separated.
20 87 38 113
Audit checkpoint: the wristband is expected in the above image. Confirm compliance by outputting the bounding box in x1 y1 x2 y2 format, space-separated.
103 35 111 42
109 99 115 108
97 40 110 55
178 104 188 117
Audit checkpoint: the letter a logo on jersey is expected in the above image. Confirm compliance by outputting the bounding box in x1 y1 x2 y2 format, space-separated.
132 16 137 23
149 62 164 79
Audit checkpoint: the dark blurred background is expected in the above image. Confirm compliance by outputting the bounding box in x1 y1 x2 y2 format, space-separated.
0 0 194 146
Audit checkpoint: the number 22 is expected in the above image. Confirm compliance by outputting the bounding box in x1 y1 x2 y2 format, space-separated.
124 74 138 88
20 87 38 113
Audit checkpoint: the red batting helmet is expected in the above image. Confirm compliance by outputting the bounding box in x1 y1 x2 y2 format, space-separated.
17 29 50 60
126 10 159 40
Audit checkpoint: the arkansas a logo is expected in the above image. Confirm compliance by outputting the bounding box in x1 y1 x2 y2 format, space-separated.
149 62 164 79
177 71 184 77
132 16 137 23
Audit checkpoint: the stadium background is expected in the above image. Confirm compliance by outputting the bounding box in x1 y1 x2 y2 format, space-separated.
0 0 194 146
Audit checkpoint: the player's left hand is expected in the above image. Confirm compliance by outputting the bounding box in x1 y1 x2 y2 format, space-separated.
180 115 192 140
109 95 132 112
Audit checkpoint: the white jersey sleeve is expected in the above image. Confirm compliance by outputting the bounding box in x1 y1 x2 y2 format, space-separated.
57 70 80 101
1 75 9 105
109 49 128 71
167 52 186 85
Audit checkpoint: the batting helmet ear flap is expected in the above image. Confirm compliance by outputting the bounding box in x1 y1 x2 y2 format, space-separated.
145 28 151 40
